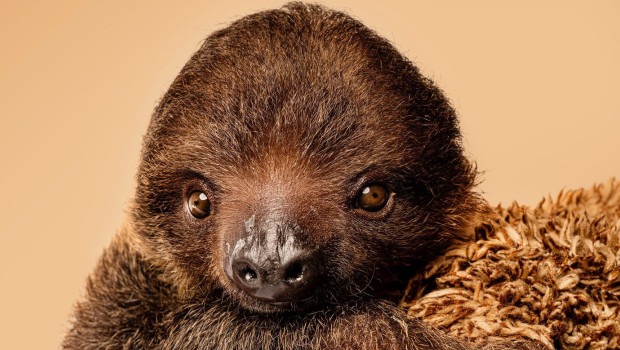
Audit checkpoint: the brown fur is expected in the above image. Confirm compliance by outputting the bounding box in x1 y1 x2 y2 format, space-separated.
402 179 620 349
64 3 544 349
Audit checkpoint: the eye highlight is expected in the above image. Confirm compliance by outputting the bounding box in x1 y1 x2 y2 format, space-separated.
356 185 389 212
188 191 212 219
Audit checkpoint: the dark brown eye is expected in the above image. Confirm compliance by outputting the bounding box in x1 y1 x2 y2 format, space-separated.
188 191 211 219
356 185 389 212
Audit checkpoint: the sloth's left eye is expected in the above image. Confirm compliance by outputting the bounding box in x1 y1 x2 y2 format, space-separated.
188 191 211 219
356 185 389 212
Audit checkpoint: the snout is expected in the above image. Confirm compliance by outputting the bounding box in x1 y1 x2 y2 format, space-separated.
227 245 322 304
220 182 334 307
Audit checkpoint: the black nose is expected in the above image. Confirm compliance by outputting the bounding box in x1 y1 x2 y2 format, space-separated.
230 251 320 303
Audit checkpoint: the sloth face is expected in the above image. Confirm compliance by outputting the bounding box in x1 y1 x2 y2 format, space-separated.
131 4 476 313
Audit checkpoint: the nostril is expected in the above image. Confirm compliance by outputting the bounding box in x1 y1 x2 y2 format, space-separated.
232 259 261 288
239 265 258 282
228 250 322 303
283 261 305 283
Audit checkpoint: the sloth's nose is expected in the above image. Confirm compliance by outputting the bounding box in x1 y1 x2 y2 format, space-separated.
229 250 320 304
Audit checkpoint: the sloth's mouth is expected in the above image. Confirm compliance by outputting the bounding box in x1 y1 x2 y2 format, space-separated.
228 287 325 315
252 293 320 313
261 301 301 313
267 301 296 308
237 298 304 314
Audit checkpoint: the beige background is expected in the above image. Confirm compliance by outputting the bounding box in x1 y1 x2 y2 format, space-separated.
1 0 618 348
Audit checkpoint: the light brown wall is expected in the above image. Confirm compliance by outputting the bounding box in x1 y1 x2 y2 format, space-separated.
1 1 618 348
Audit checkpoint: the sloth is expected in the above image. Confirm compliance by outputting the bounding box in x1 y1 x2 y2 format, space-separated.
64 3 544 349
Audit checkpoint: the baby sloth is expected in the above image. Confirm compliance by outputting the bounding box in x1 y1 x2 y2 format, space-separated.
64 3 544 350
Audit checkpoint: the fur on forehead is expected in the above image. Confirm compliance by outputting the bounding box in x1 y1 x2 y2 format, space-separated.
150 110 412 187
142 3 459 181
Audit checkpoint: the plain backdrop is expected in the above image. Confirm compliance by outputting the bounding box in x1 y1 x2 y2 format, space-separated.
1 0 618 348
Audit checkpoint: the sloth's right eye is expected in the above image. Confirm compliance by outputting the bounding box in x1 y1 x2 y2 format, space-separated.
356 184 390 212
188 191 211 219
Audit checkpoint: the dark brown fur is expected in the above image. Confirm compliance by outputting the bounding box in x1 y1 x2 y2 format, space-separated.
64 3 544 349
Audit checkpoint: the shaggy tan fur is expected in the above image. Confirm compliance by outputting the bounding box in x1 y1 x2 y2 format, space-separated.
402 179 620 349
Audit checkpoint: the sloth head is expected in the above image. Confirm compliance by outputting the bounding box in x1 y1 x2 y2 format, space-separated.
131 3 478 313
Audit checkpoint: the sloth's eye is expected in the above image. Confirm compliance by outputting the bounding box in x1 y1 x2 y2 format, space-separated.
356 185 389 212
188 191 211 219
